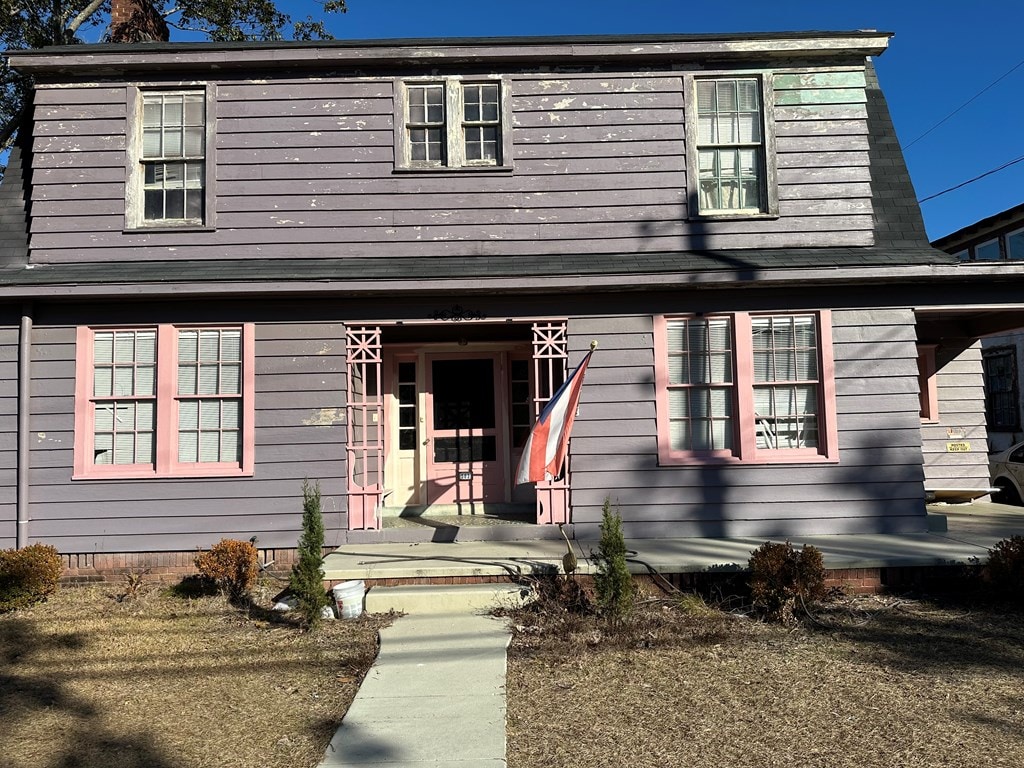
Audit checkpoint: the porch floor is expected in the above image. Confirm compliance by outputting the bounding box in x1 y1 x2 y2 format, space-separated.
322 501 1024 583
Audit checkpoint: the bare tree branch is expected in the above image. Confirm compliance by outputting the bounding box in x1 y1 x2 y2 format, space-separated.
68 0 106 35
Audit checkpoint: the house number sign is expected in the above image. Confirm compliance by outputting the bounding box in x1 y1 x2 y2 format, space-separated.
432 304 485 322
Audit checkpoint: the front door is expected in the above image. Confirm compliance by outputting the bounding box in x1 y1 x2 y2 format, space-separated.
425 354 507 505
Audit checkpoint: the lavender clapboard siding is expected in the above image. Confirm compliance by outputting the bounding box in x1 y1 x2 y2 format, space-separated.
921 342 991 490
27 62 876 263
566 307 927 540
25 321 350 553
0 324 18 548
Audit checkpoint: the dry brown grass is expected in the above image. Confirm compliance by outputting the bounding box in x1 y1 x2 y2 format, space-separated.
1 580 390 768
506 583 1024 768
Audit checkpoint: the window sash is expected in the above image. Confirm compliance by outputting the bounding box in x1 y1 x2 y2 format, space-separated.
983 349 1020 430
137 90 207 224
692 76 769 215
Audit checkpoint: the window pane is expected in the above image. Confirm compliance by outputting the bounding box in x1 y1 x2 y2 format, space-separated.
178 364 197 395
94 367 113 398
1008 230 1024 260
198 364 219 394
975 239 1001 260
136 365 155 396
221 330 241 361
199 330 220 361
178 430 198 463
221 364 241 395
179 330 198 362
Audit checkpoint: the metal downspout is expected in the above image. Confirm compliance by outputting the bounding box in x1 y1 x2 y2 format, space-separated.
16 302 32 549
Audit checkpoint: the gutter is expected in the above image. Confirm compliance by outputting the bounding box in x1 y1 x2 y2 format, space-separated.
16 302 31 549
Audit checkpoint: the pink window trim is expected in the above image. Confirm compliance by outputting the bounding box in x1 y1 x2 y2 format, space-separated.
653 310 839 466
917 344 939 423
73 323 255 480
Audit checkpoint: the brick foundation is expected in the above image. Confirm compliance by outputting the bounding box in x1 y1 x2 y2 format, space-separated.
59 547 306 584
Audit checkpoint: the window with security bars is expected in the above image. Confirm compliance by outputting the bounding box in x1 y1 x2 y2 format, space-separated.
141 92 205 222
91 330 157 465
176 329 243 464
654 311 837 464
751 315 820 449
695 78 765 213
665 317 735 452
75 324 253 478
983 348 1020 431
400 79 506 168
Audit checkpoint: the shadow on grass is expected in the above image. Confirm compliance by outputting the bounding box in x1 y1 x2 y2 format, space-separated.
0 617 176 768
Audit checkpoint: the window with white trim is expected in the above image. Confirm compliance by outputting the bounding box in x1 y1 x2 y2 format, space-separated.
126 87 215 230
74 324 254 478
654 311 838 464
687 75 777 217
397 78 510 169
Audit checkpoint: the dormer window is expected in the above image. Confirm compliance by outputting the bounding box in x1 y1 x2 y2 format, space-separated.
686 74 778 218
126 86 215 230
396 78 512 171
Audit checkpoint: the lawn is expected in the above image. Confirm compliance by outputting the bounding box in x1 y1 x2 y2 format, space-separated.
505 590 1024 768
1 583 389 768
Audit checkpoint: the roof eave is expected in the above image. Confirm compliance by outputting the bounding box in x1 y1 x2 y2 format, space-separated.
6 31 892 75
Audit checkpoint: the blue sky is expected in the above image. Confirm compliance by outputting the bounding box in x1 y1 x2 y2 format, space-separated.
307 0 1024 241
95 1 1024 240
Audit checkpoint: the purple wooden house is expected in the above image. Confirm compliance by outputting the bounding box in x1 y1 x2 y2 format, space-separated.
1 30 1014 577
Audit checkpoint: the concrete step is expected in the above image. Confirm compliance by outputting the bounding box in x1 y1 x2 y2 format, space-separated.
366 582 532 615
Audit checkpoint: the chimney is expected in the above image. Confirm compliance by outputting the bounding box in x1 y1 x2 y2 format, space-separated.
109 0 170 43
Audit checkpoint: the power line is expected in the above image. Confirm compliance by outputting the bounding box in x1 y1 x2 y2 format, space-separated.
901 56 1024 151
918 153 1024 204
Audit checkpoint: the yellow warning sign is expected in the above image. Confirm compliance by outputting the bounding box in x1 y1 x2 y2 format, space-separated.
946 442 971 453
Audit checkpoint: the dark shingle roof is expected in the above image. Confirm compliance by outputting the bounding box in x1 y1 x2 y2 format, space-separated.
0 246 955 294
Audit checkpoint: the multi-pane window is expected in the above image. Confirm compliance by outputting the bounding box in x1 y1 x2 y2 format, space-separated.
176 329 243 464
91 330 157 465
399 79 507 169
397 361 418 450
140 92 205 223
665 318 734 452
695 78 765 213
406 84 445 164
983 348 1020 431
752 315 820 449
462 83 500 164
75 325 253 478
655 311 837 463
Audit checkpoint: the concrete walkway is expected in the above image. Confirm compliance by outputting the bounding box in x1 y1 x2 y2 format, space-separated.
319 612 511 767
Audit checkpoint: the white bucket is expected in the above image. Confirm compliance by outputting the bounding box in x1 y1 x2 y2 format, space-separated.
332 579 365 619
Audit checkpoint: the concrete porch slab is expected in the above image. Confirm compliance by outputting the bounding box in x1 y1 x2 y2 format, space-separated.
323 502 1024 583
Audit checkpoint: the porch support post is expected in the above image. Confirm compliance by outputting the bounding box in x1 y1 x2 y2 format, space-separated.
531 321 570 525
345 325 384 530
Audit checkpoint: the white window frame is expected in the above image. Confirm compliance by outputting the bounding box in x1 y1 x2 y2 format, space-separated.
684 73 778 219
125 84 217 231
973 238 1002 261
394 76 513 171
1006 227 1024 260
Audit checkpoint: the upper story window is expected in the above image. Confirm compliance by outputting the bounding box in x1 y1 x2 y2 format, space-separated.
685 74 778 218
654 310 838 465
974 238 1002 261
126 86 216 230
396 78 512 171
74 324 254 479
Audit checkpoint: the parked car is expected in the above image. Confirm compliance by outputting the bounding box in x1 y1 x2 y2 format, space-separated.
990 441 1024 504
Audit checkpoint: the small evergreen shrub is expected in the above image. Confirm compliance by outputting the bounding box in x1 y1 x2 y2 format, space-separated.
289 479 331 628
194 539 259 601
748 540 826 624
986 536 1024 597
0 543 63 612
592 496 634 623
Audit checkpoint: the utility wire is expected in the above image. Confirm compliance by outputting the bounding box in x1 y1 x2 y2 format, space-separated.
901 56 1024 151
918 153 1024 204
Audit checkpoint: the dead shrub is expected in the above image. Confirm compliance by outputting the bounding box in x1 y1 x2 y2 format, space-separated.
748 541 826 625
986 536 1024 598
194 539 259 601
0 543 63 612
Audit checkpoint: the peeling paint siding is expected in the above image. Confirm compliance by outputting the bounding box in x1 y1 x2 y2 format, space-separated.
29 64 875 262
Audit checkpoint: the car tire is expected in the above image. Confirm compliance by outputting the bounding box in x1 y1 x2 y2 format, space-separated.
993 480 1022 506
